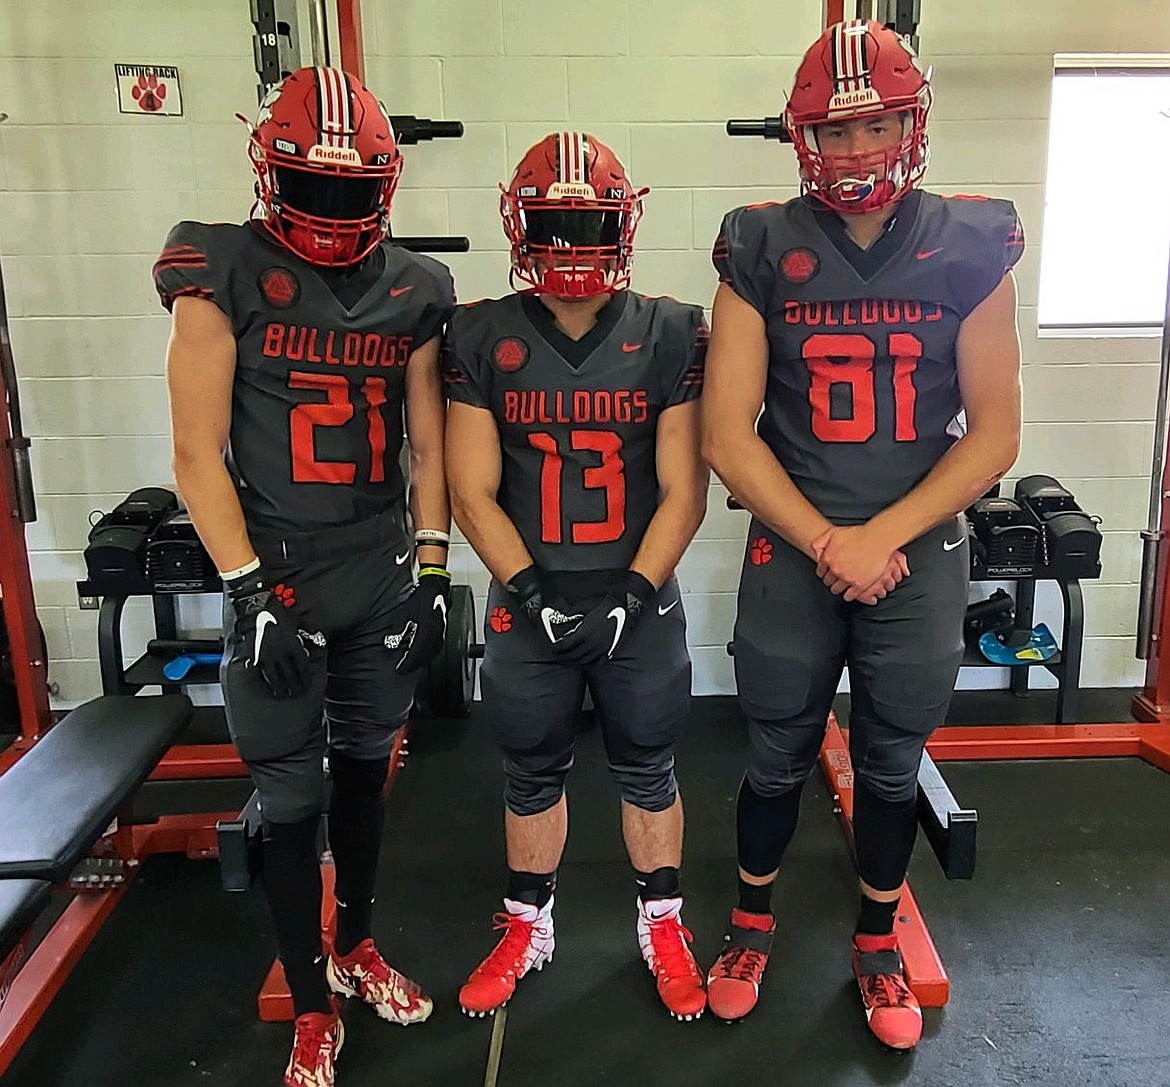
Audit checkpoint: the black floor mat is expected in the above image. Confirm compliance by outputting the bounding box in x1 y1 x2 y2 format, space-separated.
5 692 1169 1087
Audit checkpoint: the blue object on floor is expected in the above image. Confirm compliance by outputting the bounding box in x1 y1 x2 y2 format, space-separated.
978 623 1058 666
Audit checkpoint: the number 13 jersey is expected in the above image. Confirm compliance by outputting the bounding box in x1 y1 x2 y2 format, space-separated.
713 190 1024 524
443 291 707 572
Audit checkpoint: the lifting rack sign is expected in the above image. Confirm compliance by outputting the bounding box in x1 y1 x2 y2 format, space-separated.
114 64 183 116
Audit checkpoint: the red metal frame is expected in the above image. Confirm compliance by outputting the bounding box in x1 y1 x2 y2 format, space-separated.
0 811 232 1077
1135 485 1170 721
926 722 1170 774
819 715 949 1006
335 0 366 83
824 1 845 26
0 387 51 743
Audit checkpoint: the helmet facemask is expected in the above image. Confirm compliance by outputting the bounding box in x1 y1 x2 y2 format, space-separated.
501 186 644 299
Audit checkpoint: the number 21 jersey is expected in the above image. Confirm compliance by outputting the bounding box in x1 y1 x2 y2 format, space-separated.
153 220 454 534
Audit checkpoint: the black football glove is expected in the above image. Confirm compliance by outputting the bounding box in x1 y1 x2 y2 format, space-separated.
503 563 556 641
390 568 452 673
225 567 314 700
551 571 656 666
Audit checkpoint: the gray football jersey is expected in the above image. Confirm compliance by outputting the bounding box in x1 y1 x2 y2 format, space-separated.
154 222 454 534
443 291 707 572
713 192 1024 523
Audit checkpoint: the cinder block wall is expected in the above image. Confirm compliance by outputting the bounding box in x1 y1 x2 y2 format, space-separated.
1 0 1165 704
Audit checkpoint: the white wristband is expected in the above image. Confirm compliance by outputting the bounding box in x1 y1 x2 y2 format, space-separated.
218 556 261 581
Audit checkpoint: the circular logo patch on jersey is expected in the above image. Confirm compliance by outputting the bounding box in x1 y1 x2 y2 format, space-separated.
779 247 819 285
259 267 301 309
492 336 530 374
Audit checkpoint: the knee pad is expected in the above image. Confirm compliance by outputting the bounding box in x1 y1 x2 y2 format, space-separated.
503 748 573 817
851 748 921 800
609 748 678 813
744 714 826 798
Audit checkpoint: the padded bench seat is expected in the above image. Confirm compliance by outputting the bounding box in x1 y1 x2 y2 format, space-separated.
0 695 192 883
0 879 51 961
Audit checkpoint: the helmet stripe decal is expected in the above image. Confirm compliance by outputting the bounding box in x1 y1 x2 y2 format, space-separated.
833 20 872 94
315 67 354 149
555 131 589 185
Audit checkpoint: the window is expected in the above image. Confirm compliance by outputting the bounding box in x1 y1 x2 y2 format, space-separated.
1038 57 1170 332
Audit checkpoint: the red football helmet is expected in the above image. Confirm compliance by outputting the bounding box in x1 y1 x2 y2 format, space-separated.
501 132 647 298
243 66 403 266
784 20 932 214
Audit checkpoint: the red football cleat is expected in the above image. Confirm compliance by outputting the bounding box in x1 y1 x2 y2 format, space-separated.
283 995 344 1087
459 897 555 1016
637 897 706 1020
852 932 923 1050
327 939 432 1025
707 908 775 1021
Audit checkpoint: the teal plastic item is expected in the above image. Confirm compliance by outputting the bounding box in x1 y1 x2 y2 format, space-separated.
977 623 1058 666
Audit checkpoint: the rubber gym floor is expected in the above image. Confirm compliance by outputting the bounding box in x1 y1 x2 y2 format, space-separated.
4 687 1168 1087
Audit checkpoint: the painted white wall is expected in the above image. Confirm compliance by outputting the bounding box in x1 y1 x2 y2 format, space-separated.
1 0 1166 706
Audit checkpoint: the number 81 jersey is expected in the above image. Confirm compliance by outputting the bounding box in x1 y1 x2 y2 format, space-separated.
443 292 707 572
713 191 1024 523
153 220 454 534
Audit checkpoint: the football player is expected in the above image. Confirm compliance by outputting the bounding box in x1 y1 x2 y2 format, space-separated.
443 133 710 1021
702 21 1024 1049
154 67 454 1087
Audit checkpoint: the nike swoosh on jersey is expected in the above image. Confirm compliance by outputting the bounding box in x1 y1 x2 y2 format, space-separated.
621 342 642 353
253 611 276 666
606 606 626 658
916 248 943 260
943 538 964 551
389 285 415 297
658 600 679 616
395 551 410 565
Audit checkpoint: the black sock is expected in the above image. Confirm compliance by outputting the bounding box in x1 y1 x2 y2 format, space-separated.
635 866 680 902
328 754 389 958
262 816 329 1016
855 894 899 936
506 869 556 908
737 875 775 917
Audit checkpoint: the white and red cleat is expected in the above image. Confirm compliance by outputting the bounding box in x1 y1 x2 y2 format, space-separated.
327 939 432 1025
283 995 344 1087
852 932 923 1051
637 897 706 1021
459 897 555 1017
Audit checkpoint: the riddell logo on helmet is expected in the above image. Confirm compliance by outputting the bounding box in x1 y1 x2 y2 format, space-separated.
827 88 882 112
308 145 362 165
547 182 596 200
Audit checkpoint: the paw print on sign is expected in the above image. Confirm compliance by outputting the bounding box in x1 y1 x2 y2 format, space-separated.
749 537 773 566
131 73 167 112
490 606 512 634
273 583 297 608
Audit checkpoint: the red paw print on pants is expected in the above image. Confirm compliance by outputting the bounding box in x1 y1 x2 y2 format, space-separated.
273 583 297 608
749 537 773 566
131 73 167 112
490 606 512 634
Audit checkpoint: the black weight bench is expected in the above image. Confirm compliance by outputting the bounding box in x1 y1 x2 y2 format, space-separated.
0 694 193 1074
0 694 192 882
